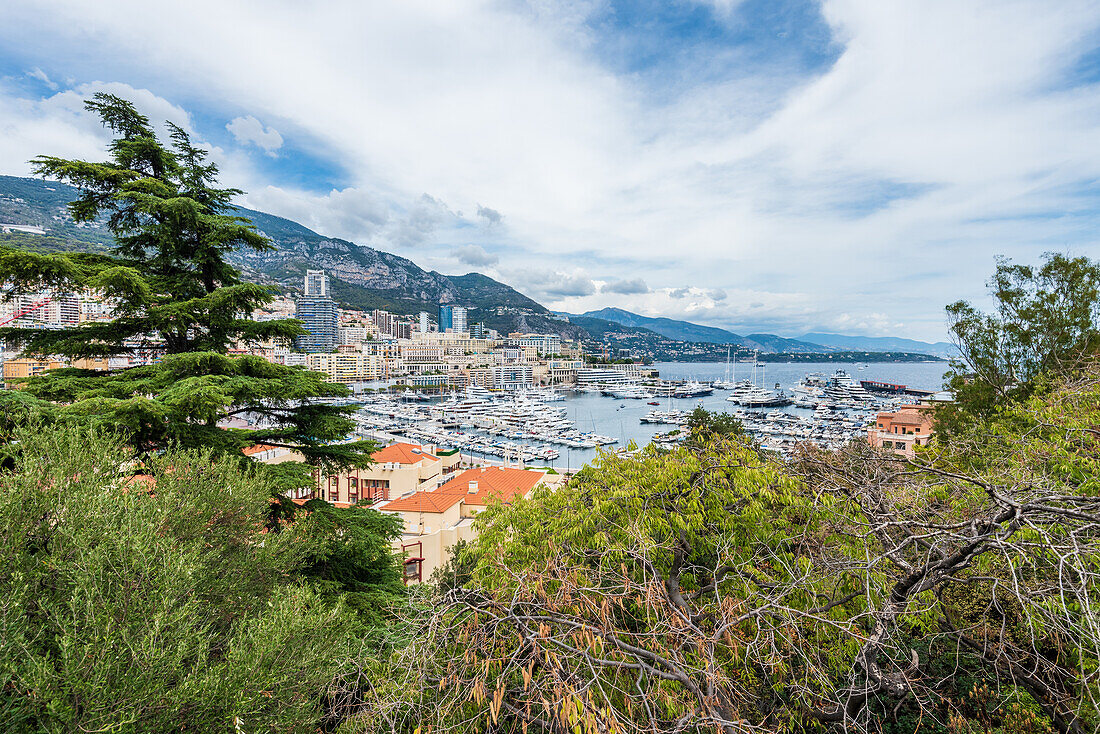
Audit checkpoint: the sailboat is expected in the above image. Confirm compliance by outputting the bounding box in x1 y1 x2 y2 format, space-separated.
726 352 791 407
713 346 744 390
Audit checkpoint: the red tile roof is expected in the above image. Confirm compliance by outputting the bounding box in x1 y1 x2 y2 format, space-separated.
381 491 466 513
381 466 547 514
437 466 546 506
372 442 440 465
242 444 277 456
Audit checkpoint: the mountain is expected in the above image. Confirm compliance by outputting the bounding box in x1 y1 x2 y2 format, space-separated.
799 332 956 359
0 175 584 339
577 307 832 354
580 307 742 343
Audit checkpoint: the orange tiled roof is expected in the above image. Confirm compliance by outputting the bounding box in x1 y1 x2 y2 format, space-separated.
372 442 440 465
381 490 466 513
437 466 546 506
381 466 546 514
242 444 277 456
889 414 931 426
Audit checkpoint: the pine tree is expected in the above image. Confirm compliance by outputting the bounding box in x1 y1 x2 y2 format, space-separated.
0 93 374 485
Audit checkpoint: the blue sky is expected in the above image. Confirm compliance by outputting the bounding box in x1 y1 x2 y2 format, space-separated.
2 0 1100 342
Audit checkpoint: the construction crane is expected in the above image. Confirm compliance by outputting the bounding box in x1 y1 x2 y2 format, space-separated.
0 297 52 327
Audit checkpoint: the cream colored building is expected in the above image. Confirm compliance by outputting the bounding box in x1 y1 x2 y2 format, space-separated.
302 353 385 383
378 465 561 583
317 443 461 504
2 357 65 386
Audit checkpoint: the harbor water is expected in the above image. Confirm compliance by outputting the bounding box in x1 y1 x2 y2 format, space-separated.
545 361 948 470
361 361 949 471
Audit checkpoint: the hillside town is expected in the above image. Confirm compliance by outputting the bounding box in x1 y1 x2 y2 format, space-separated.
0 269 607 391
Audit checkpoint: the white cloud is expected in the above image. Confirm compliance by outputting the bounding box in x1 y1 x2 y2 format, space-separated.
506 268 597 299
3 1 1100 340
600 278 650 295
242 185 389 242
454 244 498 267
226 115 283 155
27 67 58 90
475 204 502 225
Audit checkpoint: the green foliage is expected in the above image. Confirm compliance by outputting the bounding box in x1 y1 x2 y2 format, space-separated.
387 437 870 731
0 425 361 732
0 93 373 472
684 405 745 442
942 253 1100 429
293 499 406 632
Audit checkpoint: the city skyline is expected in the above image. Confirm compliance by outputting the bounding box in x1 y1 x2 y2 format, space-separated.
2 1 1099 341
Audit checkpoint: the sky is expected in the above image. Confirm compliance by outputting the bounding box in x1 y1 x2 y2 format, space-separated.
1 0 1099 342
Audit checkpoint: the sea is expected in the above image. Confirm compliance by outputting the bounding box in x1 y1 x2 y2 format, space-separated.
503 360 948 471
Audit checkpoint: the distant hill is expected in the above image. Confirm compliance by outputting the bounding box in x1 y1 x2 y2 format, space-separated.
577 307 833 354
799 332 956 358
580 307 742 343
0 175 585 339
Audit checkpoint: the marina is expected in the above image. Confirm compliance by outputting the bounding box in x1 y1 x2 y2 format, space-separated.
349 361 949 469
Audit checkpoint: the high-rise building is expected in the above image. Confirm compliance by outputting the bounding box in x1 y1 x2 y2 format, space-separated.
372 309 397 338
452 306 467 334
304 269 329 297
439 304 468 334
295 270 338 352
419 311 430 333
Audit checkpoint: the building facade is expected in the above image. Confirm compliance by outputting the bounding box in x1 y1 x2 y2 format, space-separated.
294 296 339 352
438 304 468 334
294 270 338 353
867 404 934 458
380 465 551 582
304 269 329 297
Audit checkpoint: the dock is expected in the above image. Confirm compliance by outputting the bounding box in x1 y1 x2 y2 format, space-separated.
860 380 933 398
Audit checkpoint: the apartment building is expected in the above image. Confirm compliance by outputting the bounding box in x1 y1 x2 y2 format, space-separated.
380 465 551 582
316 443 461 505
867 404 934 458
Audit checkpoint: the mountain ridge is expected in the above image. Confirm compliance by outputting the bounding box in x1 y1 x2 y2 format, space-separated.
576 307 834 354
798 332 956 358
0 174 584 339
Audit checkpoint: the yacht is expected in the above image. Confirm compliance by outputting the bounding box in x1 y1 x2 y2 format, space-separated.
673 381 714 398
610 385 654 399
727 384 792 407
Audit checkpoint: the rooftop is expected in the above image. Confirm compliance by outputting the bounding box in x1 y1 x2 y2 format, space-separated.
381 466 547 513
372 442 440 464
438 466 547 507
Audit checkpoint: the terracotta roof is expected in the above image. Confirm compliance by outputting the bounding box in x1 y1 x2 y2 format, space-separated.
242 444 278 456
380 490 465 513
437 466 546 506
372 442 440 465
381 466 546 514
890 414 932 426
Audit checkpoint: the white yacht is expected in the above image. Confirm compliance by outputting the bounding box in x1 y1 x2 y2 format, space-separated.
727 384 791 407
